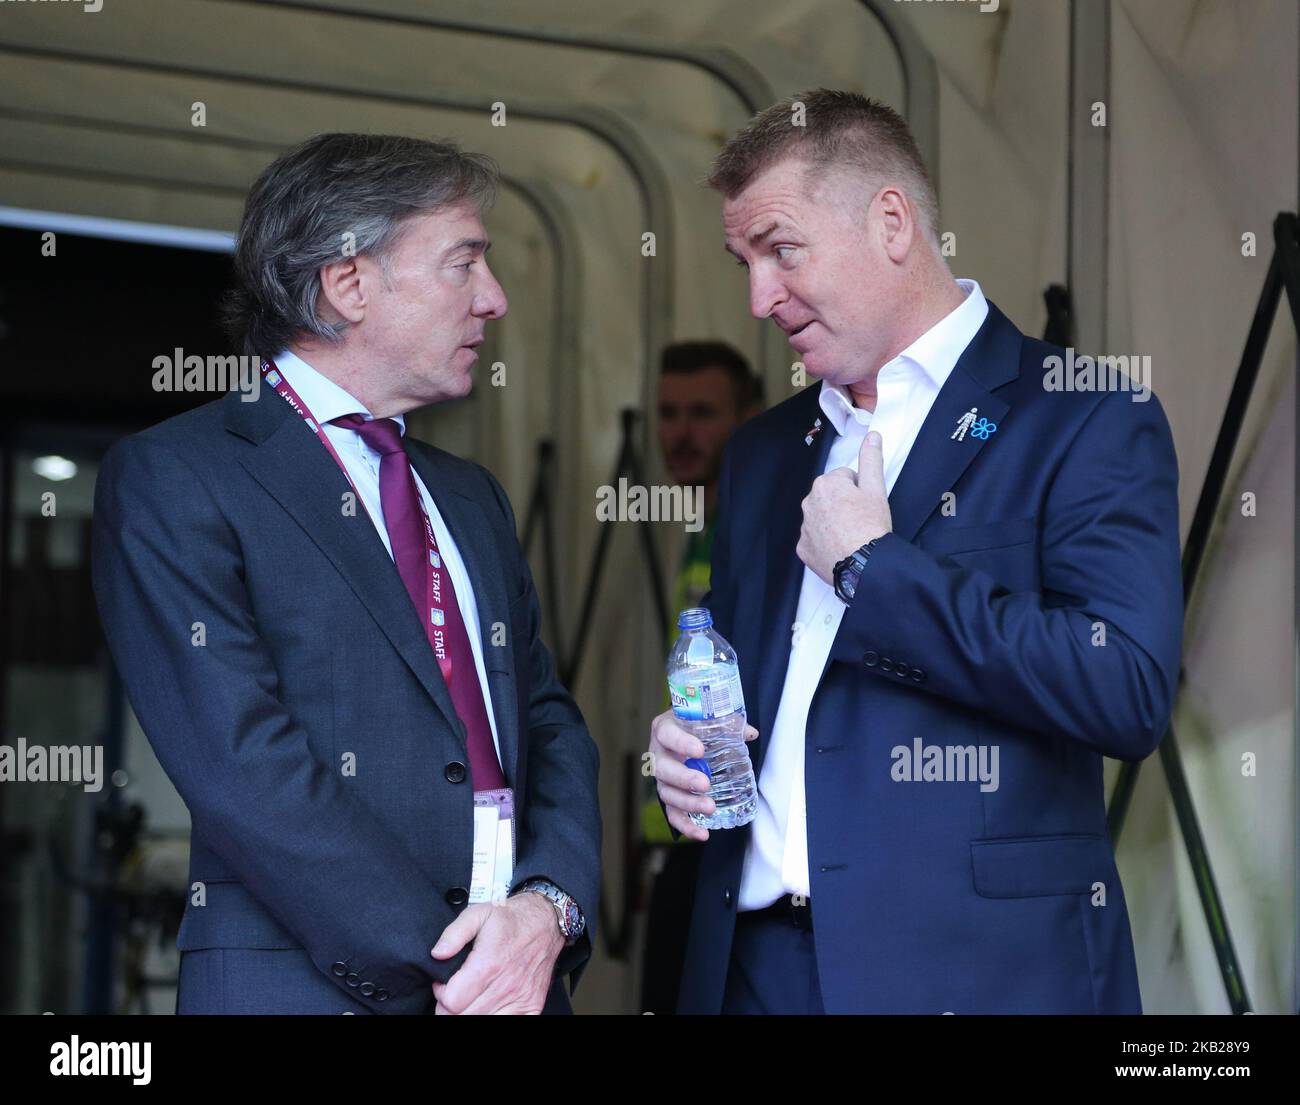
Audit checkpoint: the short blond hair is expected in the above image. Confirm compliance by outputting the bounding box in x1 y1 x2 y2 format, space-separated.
706 89 939 243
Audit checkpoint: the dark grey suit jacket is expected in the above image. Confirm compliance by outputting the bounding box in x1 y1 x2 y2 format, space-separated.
92 386 601 1014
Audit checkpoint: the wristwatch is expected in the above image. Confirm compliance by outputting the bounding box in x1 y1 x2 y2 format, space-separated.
514 878 585 945
833 537 883 605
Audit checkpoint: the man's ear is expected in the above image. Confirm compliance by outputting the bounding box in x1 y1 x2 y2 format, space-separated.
876 186 916 264
317 257 369 326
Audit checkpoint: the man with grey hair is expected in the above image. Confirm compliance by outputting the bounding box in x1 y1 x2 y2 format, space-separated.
649 90 1182 1013
93 133 601 1014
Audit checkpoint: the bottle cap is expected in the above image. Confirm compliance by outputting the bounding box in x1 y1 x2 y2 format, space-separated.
685 757 713 780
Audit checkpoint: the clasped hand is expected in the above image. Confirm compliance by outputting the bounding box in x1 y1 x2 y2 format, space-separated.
430 890 563 1014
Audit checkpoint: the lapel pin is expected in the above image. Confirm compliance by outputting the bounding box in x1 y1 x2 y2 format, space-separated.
951 407 998 442
804 416 822 446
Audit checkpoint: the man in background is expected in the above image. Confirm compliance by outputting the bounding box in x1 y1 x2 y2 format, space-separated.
639 340 762 1014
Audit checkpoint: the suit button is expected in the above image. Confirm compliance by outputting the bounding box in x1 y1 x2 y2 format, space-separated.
722 888 733 907
863 651 879 667
360 982 376 997
880 657 894 672
345 973 360 988
447 886 469 907
331 961 347 977
444 761 466 784
911 668 926 682
894 662 910 678
375 989 389 1002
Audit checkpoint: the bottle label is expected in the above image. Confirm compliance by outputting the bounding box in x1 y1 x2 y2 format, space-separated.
669 669 744 721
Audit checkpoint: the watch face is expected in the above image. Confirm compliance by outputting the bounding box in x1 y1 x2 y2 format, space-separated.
835 561 853 597
837 551 868 602
564 900 583 936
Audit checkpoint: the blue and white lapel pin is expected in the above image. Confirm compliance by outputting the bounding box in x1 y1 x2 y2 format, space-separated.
804 416 823 446
952 407 997 442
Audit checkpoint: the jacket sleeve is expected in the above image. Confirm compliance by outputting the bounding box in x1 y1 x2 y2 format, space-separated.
829 390 1184 762
480 467 603 991
92 435 458 1015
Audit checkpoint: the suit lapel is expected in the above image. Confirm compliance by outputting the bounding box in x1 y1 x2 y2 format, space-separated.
751 388 834 773
887 300 1022 541
226 390 465 746
886 375 1008 541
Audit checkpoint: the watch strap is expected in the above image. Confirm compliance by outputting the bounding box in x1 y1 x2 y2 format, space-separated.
834 536 883 604
515 878 585 944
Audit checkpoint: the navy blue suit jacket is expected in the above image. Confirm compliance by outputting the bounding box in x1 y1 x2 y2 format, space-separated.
677 302 1182 1014
92 387 601 1014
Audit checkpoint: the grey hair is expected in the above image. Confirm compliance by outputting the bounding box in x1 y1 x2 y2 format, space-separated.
224 133 499 356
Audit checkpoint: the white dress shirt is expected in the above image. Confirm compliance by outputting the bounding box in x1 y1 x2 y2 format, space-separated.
737 278 989 910
270 349 503 768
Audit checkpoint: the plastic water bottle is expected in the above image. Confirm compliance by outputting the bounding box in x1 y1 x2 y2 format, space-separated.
666 607 757 829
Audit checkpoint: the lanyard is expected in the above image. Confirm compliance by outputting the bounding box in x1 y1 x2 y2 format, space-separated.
260 358 458 684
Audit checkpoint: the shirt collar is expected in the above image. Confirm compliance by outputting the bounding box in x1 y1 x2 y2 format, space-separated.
817 278 988 435
270 349 406 435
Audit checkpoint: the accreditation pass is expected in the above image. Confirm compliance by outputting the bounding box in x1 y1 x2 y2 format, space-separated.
469 788 515 903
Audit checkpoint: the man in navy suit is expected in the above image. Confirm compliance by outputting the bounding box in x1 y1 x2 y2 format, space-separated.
649 90 1182 1014
93 133 601 1014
